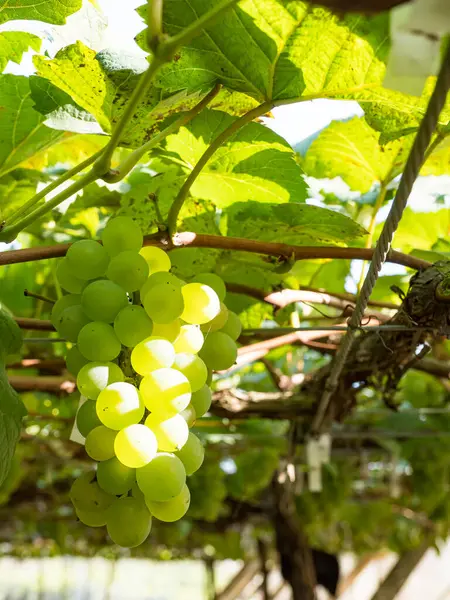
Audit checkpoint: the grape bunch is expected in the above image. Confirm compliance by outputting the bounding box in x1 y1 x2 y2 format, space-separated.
52 217 242 548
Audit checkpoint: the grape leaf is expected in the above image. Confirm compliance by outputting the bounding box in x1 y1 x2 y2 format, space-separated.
385 208 450 252
0 75 63 177
162 109 307 206
0 32 41 73
224 201 367 245
0 169 46 221
302 117 411 193
0 309 25 487
139 1 388 103
421 135 450 176
0 0 82 25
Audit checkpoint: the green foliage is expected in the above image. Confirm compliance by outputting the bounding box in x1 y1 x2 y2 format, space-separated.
0 0 81 25
0 32 41 73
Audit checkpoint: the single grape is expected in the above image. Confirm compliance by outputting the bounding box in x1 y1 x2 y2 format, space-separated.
114 305 153 347
193 273 226 302
81 279 128 323
151 320 181 343
143 283 184 324
96 382 144 430
140 272 183 303
136 453 186 501
101 216 143 257
181 283 220 325
66 239 109 281
173 353 207 392
85 426 117 461
145 413 189 452
76 399 102 437
56 258 86 294
97 456 135 495
78 322 121 362
65 345 89 376
140 368 191 417
201 303 228 333
175 432 204 475
70 471 114 512
77 361 124 401
140 246 171 273
106 496 152 548
114 424 158 468
180 404 197 427
131 337 175 376
173 325 204 354
146 484 190 522
190 385 212 418
107 250 149 292
51 294 81 329
55 305 91 343
220 310 242 341
76 507 107 527
198 331 237 371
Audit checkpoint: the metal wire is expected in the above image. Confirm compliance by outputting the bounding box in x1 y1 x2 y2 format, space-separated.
242 325 448 334
311 45 450 434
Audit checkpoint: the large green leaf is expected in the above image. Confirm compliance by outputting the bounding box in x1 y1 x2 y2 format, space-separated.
0 0 82 25
162 109 307 206
0 309 25 487
0 75 63 177
421 135 450 176
0 32 41 73
302 117 411 193
224 201 367 245
387 208 450 252
140 1 388 103
0 169 45 221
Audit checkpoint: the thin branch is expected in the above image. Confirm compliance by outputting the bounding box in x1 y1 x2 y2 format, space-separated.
167 101 272 234
9 375 75 394
299 285 399 310
103 84 222 183
257 538 271 600
14 318 55 331
24 289 55 305
216 561 260 600
7 358 65 370
0 233 430 270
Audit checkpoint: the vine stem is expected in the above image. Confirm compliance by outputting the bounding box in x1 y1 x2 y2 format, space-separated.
167 101 272 234
23 290 55 305
0 233 430 270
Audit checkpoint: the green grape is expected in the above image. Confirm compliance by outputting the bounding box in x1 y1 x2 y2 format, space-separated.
143 283 184 324
70 471 114 512
193 273 226 302
51 294 81 329
198 332 237 371
201 303 228 333
78 322 121 362
146 484 190 522
220 310 242 341
55 305 91 343
190 385 212 418
76 400 102 437
145 413 189 452
96 382 144 430
180 404 197 427
56 258 86 294
97 456 135 495
205 369 213 386
77 361 124 401
181 283 220 325
85 426 117 461
114 305 153 347
175 432 204 475
173 325 204 354
106 497 152 548
107 250 149 292
140 368 191 417
101 216 143 257
173 353 207 392
81 279 128 323
131 337 175 376
65 345 89 376
76 507 107 527
140 272 183 303
140 246 171 273
114 424 158 468
136 452 186 501
152 320 181 342
66 239 109 281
